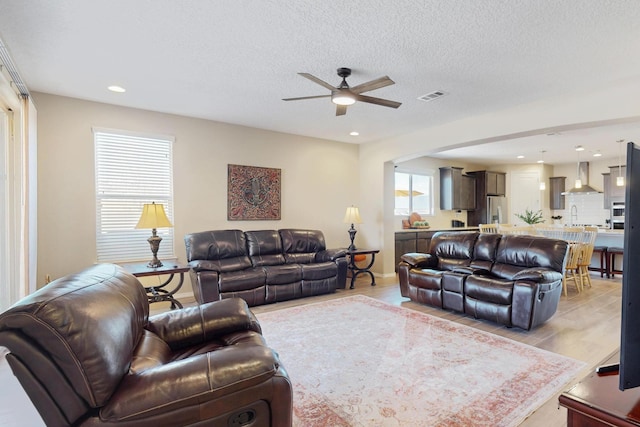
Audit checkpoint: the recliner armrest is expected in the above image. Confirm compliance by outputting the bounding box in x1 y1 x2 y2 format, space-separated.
146 298 262 350
316 248 347 262
513 268 562 283
400 253 435 268
100 345 283 422
188 259 221 272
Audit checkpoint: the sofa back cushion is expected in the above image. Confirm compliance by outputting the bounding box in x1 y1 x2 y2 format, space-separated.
279 229 326 264
184 229 252 272
430 231 479 270
246 230 286 267
491 234 569 280
0 264 148 408
469 233 501 271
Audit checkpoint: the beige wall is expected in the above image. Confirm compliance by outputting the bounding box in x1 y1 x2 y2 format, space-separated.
34 92 359 289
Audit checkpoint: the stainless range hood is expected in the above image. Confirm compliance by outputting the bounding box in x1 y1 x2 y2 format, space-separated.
561 162 602 195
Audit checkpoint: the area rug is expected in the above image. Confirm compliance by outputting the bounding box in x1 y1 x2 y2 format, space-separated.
256 295 586 427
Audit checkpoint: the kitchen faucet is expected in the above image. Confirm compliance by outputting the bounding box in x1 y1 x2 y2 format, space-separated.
570 204 578 226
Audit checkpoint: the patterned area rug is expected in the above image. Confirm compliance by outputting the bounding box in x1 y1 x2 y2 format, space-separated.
256 295 585 426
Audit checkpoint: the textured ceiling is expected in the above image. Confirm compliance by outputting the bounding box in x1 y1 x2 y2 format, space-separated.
1 0 640 164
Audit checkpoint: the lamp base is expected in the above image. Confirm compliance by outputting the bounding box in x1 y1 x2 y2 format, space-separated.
347 226 357 251
147 257 163 268
147 229 163 269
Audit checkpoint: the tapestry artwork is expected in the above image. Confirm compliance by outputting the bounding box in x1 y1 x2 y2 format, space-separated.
227 164 281 220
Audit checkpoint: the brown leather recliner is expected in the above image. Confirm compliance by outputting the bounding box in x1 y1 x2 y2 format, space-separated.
0 264 292 426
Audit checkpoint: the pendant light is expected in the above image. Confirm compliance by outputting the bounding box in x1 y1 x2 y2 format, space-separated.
617 139 625 187
538 151 546 190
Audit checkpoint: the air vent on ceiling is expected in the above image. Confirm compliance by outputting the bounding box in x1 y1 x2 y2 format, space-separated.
417 90 447 102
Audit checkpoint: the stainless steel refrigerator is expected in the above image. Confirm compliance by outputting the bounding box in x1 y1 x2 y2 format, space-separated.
487 196 508 224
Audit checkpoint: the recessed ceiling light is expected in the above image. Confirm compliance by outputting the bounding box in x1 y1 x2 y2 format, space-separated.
108 85 126 93
593 152 602 157
537 160 544 164
517 155 525 159
350 131 359 136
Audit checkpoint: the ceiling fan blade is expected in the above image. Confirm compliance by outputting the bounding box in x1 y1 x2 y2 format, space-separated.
335 104 347 116
350 76 395 94
355 94 402 109
298 73 337 91
282 94 331 101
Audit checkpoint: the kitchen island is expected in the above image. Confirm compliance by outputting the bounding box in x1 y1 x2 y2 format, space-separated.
593 229 625 277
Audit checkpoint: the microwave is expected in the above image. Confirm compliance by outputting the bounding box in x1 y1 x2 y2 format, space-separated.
612 202 625 219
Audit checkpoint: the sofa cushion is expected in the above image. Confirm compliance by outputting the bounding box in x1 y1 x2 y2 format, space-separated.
407 269 443 290
246 230 286 267
219 269 266 292
492 235 568 280
469 233 501 271
185 230 252 272
465 275 514 305
301 262 337 280
431 231 478 271
280 229 326 264
263 264 302 285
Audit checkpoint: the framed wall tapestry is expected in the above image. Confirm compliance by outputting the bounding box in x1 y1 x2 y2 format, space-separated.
227 164 281 220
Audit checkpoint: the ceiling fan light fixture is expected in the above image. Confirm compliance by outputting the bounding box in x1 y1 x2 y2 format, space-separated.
331 92 356 106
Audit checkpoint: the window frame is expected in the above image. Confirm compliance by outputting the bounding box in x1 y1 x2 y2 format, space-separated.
94 127 175 263
394 169 435 217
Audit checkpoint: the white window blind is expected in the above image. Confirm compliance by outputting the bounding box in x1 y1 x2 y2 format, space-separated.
94 129 175 263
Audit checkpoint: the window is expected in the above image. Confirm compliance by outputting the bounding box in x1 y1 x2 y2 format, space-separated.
94 129 174 263
394 171 434 216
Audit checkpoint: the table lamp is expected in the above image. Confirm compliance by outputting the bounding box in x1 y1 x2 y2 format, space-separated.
343 206 362 251
136 202 173 268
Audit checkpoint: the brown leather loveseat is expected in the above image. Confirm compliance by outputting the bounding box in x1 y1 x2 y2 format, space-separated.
0 264 292 426
398 231 569 330
185 228 347 306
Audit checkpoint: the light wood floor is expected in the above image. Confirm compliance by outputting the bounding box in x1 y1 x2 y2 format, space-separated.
1 272 622 426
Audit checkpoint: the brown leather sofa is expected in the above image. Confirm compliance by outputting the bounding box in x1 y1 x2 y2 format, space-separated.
0 264 292 426
185 228 347 306
398 231 569 330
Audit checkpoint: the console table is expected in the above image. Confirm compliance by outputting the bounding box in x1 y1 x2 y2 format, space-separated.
120 262 190 309
559 351 640 426
346 249 379 289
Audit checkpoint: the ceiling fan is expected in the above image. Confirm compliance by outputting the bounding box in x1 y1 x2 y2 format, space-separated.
283 67 402 116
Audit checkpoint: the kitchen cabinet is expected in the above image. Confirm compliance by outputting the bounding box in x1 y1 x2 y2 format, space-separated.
468 170 506 196
466 170 507 226
439 167 476 210
549 177 566 210
608 165 626 203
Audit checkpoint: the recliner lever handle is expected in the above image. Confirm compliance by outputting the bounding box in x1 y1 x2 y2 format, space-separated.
228 409 256 427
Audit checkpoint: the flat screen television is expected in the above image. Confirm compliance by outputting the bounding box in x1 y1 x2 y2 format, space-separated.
619 141 640 390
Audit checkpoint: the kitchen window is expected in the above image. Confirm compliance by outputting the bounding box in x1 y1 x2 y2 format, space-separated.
394 171 434 216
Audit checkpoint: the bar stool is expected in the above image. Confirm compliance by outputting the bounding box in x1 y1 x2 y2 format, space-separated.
589 245 608 278
608 247 624 278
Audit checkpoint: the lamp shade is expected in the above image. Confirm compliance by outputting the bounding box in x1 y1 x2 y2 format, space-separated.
136 202 173 229
343 206 362 224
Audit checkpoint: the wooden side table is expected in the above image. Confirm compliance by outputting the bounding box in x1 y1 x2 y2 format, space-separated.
346 249 379 289
120 262 190 309
559 351 640 427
